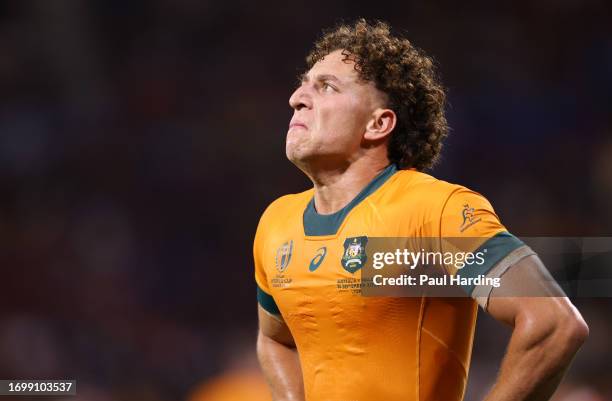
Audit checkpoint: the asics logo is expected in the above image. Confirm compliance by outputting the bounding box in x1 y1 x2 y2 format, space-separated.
309 247 327 272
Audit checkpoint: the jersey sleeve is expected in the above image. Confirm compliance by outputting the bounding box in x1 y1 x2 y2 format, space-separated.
440 187 507 239
254 207 281 316
439 187 534 306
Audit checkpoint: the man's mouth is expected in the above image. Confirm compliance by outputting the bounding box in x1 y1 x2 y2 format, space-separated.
289 120 307 129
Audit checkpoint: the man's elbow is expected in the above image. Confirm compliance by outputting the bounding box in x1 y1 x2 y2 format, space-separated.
564 312 589 349
519 299 589 360
555 302 589 357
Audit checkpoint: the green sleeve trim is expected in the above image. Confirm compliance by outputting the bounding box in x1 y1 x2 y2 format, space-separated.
257 284 280 315
456 231 524 294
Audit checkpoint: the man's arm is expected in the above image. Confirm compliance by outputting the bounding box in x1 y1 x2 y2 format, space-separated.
483 254 589 401
257 305 305 401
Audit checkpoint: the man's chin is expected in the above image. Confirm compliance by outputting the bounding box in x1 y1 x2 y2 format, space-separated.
286 150 306 165
286 147 315 169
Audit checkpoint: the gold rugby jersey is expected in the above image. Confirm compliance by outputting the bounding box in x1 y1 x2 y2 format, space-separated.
254 164 525 401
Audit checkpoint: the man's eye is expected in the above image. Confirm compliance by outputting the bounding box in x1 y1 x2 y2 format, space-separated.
322 82 336 92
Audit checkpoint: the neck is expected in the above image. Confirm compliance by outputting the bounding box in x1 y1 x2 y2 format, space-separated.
307 157 390 215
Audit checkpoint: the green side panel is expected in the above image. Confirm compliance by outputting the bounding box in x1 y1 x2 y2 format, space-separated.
257 284 280 315
456 231 525 294
303 164 398 236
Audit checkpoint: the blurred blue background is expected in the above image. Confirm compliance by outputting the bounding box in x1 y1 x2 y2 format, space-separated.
0 1 610 400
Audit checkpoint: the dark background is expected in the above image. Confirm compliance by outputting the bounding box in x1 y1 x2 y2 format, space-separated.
0 1 610 400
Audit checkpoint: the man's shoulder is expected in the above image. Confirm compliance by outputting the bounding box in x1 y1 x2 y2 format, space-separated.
390 169 465 200
393 170 500 228
398 170 494 208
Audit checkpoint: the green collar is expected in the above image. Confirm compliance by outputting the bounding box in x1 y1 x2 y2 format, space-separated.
303 164 398 236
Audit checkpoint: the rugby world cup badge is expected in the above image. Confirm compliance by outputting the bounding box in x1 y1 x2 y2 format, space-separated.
341 236 368 273
275 240 293 272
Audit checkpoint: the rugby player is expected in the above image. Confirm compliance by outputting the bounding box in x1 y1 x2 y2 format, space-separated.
254 19 588 401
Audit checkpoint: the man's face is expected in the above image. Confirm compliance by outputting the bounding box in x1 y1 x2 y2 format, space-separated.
287 49 386 168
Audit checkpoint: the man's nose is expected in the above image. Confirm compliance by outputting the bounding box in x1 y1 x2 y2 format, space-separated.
289 85 312 111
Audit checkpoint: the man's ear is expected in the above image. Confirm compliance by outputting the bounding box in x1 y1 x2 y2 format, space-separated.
364 108 396 141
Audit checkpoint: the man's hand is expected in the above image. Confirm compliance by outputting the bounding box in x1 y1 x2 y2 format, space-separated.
483 254 589 401
257 305 305 401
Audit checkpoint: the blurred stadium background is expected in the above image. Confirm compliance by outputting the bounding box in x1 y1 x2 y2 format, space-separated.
0 1 610 400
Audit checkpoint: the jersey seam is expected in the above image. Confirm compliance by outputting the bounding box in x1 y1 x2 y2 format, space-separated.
438 186 462 237
421 326 469 378
416 296 426 401
365 198 385 226
437 186 461 270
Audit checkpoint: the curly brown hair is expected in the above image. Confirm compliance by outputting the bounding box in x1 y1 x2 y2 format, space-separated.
306 19 448 171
